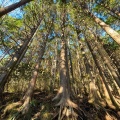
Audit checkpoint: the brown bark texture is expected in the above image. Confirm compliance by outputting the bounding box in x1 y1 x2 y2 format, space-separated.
0 0 33 17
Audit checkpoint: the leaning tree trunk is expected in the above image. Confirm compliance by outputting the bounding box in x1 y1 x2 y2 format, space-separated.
21 40 47 115
85 38 120 110
2 39 47 118
14 16 55 117
90 12 120 45
0 0 33 17
104 46 120 74
78 2 120 45
97 36 120 75
95 38 120 88
89 31 120 88
0 18 42 95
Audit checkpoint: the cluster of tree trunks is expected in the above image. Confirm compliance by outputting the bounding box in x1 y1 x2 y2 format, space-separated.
0 18 43 95
0 0 120 119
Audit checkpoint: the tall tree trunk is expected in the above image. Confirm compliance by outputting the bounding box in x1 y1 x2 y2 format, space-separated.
90 12 120 45
95 39 120 88
78 38 103 106
103 45 120 74
68 47 74 85
52 6 77 119
21 40 47 114
0 18 42 95
50 40 58 91
53 36 77 114
85 38 120 109
89 31 120 88
0 0 33 17
78 2 120 45
76 30 88 95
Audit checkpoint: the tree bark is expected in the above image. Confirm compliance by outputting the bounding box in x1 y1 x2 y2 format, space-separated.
88 31 120 88
90 12 120 45
21 40 46 114
95 39 120 88
18 16 54 115
78 1 120 45
85 38 120 109
0 0 33 17
103 45 120 74
68 47 74 84
0 18 42 95
52 7 78 114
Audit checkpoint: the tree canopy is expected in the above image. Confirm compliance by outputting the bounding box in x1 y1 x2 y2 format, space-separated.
0 0 120 120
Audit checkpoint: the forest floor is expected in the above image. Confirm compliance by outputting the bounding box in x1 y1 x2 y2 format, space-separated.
0 90 119 120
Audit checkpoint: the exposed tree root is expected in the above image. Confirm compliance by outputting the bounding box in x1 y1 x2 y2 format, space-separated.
31 111 41 120
1 101 22 117
52 86 89 120
58 106 78 120
52 86 63 101
1 90 120 120
1 97 32 120
56 97 78 109
52 93 86 120
9 99 32 120
20 97 31 115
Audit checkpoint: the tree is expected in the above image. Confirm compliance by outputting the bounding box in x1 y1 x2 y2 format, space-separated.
52 3 78 119
0 1 44 95
20 39 47 116
85 35 120 110
89 30 120 88
95 0 120 17
1 0 120 119
0 0 33 17
76 1 120 45
91 13 120 45
0 19 42 95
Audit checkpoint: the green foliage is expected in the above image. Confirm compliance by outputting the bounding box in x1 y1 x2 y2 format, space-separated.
30 99 38 107
105 16 116 24
0 1 120 119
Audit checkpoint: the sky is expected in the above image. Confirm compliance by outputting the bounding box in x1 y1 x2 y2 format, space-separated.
0 0 23 18
0 0 21 57
0 0 119 56
0 0 19 7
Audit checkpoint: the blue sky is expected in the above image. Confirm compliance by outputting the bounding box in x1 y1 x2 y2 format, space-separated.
0 0 23 18
0 0 19 7
0 0 22 56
